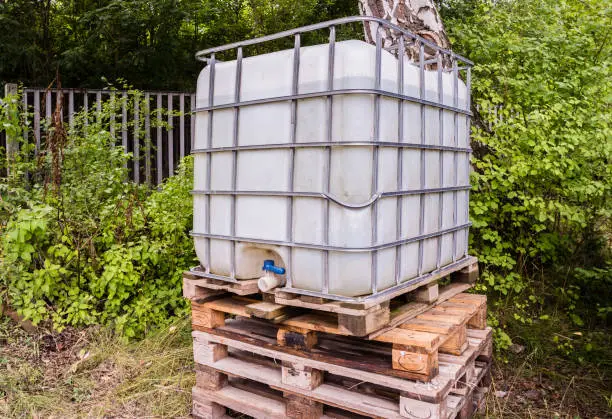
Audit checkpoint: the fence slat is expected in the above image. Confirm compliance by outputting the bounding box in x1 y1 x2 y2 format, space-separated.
122 92 128 169
69 90 74 129
34 91 41 154
133 96 140 183
83 92 88 127
45 91 52 122
157 94 163 185
180 94 185 159
145 93 151 185
96 91 102 123
167 94 174 176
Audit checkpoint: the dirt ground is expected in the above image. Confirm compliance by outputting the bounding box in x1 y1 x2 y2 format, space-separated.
0 316 609 418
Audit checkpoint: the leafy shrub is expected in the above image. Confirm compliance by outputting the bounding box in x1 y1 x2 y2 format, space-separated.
0 89 196 338
443 0 611 318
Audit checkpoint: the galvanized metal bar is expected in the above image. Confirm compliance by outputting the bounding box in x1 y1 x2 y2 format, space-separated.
417 42 426 276
323 25 335 294
144 93 151 185
230 47 243 279
286 34 301 289
109 92 115 140
83 92 88 127
133 96 140 183
122 92 128 170
205 54 216 273
191 222 471 253
191 141 471 153
193 89 472 116
395 35 405 286
452 58 459 262
464 67 472 256
168 94 174 175
436 51 444 270
68 90 74 130
371 23 382 294
195 16 473 66
33 91 40 154
191 185 471 200
96 91 102 123
180 94 185 158
45 91 52 122
157 94 163 184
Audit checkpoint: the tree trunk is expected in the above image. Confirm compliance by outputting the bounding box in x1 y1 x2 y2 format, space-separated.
358 0 451 65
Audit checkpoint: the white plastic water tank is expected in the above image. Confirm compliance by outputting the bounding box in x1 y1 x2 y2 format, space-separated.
193 40 470 298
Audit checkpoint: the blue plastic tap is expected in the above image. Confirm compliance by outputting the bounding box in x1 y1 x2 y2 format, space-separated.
262 260 285 275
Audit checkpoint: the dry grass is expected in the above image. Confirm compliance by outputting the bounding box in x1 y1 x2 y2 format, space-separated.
1 313 609 418
0 316 194 418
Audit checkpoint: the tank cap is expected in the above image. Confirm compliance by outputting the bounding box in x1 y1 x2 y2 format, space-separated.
262 260 286 275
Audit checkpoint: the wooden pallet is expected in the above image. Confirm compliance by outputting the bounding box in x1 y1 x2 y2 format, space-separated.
188 270 483 339
184 257 479 332
191 292 488 383
191 324 492 419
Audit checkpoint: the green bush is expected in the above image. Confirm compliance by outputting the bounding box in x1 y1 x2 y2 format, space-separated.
0 90 196 338
443 0 611 320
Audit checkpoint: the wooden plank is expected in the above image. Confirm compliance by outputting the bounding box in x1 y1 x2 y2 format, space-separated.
392 345 438 378
144 92 151 185
285 393 324 418
283 313 341 335
278 327 318 350
367 282 472 339
183 278 225 301
133 97 140 183
179 93 185 158
193 330 452 397
338 307 390 336
195 364 228 390
34 90 41 153
192 304 226 328
193 385 287 419
246 301 287 319
192 389 227 419
121 92 128 170
414 282 439 303
202 297 256 318
282 362 324 390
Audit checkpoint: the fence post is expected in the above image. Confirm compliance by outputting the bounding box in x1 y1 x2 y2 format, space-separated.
4 83 19 176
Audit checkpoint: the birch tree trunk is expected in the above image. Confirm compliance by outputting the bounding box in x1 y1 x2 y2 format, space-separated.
358 0 451 65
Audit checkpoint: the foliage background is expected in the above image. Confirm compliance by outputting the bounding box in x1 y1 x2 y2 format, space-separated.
0 0 610 359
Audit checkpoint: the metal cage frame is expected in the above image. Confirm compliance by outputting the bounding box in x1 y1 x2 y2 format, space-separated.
190 16 473 303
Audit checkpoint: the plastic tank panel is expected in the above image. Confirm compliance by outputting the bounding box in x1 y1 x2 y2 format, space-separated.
193 40 470 297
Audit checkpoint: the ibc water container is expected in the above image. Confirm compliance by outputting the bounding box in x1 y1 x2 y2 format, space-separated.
192 39 471 299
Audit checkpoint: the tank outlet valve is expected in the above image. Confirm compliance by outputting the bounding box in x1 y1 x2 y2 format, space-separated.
258 260 286 292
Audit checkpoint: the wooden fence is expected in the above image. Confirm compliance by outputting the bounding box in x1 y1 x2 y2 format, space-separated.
2 83 196 185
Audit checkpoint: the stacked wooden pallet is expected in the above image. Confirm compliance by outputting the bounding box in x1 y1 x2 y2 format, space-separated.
184 258 492 419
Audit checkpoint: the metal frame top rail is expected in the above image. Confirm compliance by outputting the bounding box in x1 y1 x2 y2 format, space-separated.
195 15 473 66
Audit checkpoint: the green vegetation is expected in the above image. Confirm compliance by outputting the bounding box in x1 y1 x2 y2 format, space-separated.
1 92 196 338
0 0 610 417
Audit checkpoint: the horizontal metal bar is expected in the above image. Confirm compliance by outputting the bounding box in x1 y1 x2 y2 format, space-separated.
194 88 472 116
191 222 471 253
190 255 474 303
191 141 472 154
195 15 473 66
191 185 471 204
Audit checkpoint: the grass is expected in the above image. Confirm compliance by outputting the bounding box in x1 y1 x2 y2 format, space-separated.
0 307 610 418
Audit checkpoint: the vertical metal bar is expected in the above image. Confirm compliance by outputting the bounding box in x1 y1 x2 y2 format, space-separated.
286 34 300 289
452 58 459 262
45 91 52 122
83 92 88 128
121 92 128 170
145 92 151 186
230 47 243 280
68 90 74 130
179 94 185 159
156 94 163 184
168 94 174 175
190 93 196 151
436 51 444 270
371 24 382 294
109 93 115 140
322 26 335 295
395 35 405 286
417 42 426 276
133 96 140 183
464 67 472 256
96 91 102 123
206 54 216 273
34 91 40 155
22 92 28 148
